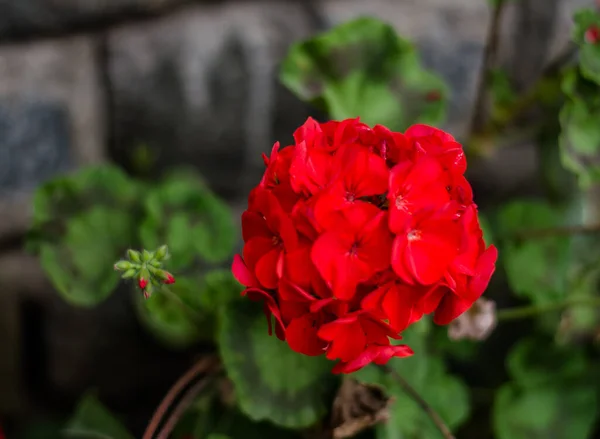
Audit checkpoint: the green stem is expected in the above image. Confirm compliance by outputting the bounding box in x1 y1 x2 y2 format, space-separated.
515 223 600 240
497 296 600 321
380 365 456 439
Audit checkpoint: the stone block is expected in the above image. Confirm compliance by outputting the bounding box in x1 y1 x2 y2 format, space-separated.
0 0 184 37
0 36 105 236
108 2 317 198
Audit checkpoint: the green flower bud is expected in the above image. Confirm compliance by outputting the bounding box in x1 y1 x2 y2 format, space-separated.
143 283 153 299
122 268 137 279
114 260 133 271
149 267 169 281
155 245 169 261
148 259 162 268
142 249 153 262
140 267 151 282
127 249 142 263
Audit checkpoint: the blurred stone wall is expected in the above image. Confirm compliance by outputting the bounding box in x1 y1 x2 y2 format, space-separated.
0 0 591 425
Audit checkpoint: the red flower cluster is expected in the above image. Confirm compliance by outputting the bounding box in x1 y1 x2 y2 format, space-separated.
232 118 497 374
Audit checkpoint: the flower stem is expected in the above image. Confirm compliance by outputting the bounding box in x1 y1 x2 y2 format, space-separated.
515 223 600 240
160 285 204 326
497 296 600 321
380 365 456 439
143 356 221 439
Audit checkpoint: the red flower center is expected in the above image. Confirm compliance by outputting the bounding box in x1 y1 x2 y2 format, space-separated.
407 230 421 241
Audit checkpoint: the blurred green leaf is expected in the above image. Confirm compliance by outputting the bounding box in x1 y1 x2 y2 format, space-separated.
489 68 518 123
494 338 597 439
280 17 448 130
63 393 134 439
139 171 235 271
557 264 600 344
39 207 133 307
496 200 570 304
559 85 600 187
478 212 495 248
506 337 588 389
135 276 206 348
353 320 470 439
29 166 138 307
494 383 597 439
136 270 243 347
573 9 600 86
217 300 335 429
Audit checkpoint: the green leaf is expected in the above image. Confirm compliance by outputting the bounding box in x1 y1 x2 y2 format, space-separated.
494 336 598 439
573 8 600 85
279 17 448 130
494 383 597 439
506 337 588 389
559 90 600 187
136 270 243 347
135 276 206 348
29 166 139 307
63 393 134 439
496 200 571 304
198 270 244 309
217 300 336 428
353 321 470 439
139 171 235 271
557 264 600 343
40 207 135 307
489 68 518 123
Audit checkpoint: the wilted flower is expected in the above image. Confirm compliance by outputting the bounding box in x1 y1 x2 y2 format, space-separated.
448 297 497 341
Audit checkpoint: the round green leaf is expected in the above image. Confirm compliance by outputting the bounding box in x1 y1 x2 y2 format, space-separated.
496 200 571 304
139 171 236 271
493 382 597 439
29 166 139 307
506 337 588 388
279 17 448 130
559 96 600 187
135 277 207 348
136 270 243 347
217 300 336 428
40 207 134 307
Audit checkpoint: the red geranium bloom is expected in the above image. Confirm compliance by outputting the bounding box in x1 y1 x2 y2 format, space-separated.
232 117 497 374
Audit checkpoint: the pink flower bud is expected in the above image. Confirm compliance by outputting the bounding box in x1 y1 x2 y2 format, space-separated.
138 277 148 289
164 272 176 285
585 25 600 44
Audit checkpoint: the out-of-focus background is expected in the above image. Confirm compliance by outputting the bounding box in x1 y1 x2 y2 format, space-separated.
0 0 593 436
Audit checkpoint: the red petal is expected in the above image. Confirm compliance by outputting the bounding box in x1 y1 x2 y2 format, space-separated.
232 254 258 288
286 313 327 356
255 248 281 290
331 344 414 374
433 292 470 325
381 283 420 331
318 317 365 362
242 211 271 241
469 245 498 298
243 236 275 271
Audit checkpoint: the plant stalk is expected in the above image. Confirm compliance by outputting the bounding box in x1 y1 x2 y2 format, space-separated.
380 365 456 439
497 296 600 321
